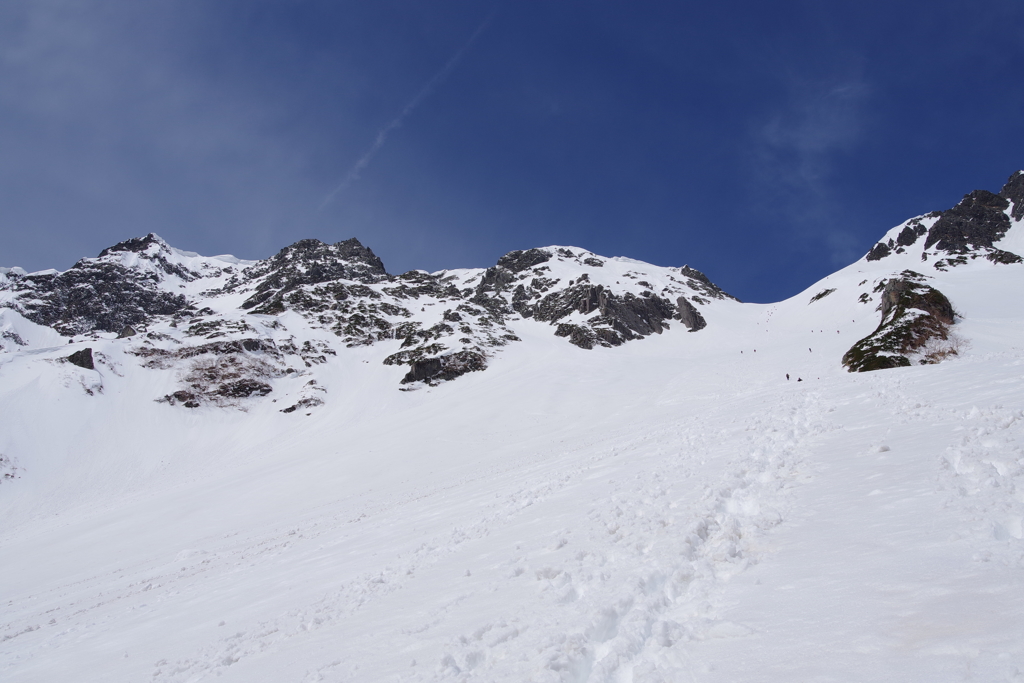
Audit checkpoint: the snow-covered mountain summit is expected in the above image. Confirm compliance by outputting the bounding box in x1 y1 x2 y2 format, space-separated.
1 232 739 407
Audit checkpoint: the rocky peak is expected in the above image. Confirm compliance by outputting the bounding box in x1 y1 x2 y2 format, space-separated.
999 170 1024 221
1 233 194 336
679 264 736 301
264 238 386 278
924 189 1011 253
236 238 388 313
97 233 170 259
864 171 1024 265
94 232 209 283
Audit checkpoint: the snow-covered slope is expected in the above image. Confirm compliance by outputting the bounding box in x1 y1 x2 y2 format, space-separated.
1 173 1024 682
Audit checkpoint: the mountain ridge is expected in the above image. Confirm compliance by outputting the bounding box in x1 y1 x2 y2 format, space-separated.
1 170 1022 404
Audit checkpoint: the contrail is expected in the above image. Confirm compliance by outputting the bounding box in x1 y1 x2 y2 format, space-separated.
320 12 495 209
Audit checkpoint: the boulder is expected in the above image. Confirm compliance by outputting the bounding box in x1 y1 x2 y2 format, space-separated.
67 347 94 370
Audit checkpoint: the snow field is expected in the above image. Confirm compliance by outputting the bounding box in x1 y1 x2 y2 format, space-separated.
0 346 847 681
7 344 1022 681
689 354 1024 682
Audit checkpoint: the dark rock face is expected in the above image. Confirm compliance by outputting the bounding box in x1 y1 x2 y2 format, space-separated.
401 357 444 383
866 242 892 262
11 262 189 336
878 276 954 324
497 249 551 273
474 266 517 297
896 222 927 247
469 253 735 350
67 347 94 370
843 272 957 372
598 291 675 338
864 173 1023 262
553 323 622 349
680 265 711 286
808 288 837 304
530 284 600 323
987 249 1023 264
525 282 679 348
999 170 1024 221
924 190 1011 253
675 297 707 331
401 350 487 385
865 215 935 261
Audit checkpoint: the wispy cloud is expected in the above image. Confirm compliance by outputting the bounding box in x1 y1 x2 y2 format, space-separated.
749 76 870 264
320 11 495 209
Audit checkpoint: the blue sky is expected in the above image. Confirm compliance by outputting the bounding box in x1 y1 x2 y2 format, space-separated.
1 1 1022 302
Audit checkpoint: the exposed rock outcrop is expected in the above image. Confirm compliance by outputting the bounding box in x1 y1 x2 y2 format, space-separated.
237 238 388 313
401 350 487 385
496 248 552 273
675 297 707 331
141 338 286 407
843 271 957 372
865 242 892 262
998 169 1024 221
7 261 190 336
680 265 737 301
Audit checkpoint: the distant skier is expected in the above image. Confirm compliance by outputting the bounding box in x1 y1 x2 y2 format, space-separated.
786 374 790 380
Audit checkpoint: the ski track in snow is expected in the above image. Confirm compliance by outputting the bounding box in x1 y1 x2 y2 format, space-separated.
416 393 832 683
2 388 839 682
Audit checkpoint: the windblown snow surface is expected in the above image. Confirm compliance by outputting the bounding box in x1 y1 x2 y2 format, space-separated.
3 225 1024 681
